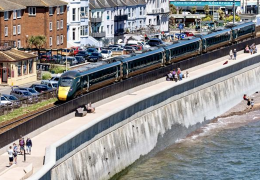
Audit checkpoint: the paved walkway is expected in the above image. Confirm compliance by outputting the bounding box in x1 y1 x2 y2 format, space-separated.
0 48 259 180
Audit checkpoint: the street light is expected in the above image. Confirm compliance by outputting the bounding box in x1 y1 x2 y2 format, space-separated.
233 0 235 24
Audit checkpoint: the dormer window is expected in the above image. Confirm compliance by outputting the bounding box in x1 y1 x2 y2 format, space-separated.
28 7 36 16
4 11 9 20
49 7 53 15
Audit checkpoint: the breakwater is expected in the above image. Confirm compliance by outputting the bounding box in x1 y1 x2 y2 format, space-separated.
29 55 260 180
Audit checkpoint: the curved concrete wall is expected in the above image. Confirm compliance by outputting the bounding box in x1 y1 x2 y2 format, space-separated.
29 56 260 180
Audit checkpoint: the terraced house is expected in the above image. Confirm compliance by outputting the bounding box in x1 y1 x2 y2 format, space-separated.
0 0 67 49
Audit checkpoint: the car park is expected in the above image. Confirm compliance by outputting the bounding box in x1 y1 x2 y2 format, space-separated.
18 87 40 96
30 84 52 93
88 52 103 62
148 38 164 46
10 89 35 103
75 56 86 64
101 49 112 59
41 80 58 89
2 94 21 108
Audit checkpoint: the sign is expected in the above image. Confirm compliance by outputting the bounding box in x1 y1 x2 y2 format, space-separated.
179 23 184 30
170 1 241 7
175 33 186 39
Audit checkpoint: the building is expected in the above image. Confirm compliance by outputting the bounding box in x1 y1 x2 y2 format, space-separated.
0 41 37 86
0 0 67 49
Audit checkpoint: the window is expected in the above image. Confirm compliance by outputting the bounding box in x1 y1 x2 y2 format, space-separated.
57 21 59 30
28 7 36 16
17 40 21 48
80 26 88 36
131 8 133 17
128 9 130 17
107 25 109 34
60 35 63 44
29 59 33 73
23 60 28 75
60 6 64 14
140 7 143 15
4 27 8 37
57 35 59 45
57 6 60 14
107 11 110 20
60 20 63 29
72 8 76 21
81 7 88 18
97 12 100 18
17 25 21 34
4 11 9 20
17 10 21 18
13 26 16 35
111 25 113 34
49 37 52 46
18 61 22 76
72 28 76 40
49 7 53 15
49 22 52 31
13 10 17 19
14 41 16 47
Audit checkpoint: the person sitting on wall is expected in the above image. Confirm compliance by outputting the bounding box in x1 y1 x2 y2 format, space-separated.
244 45 250 53
166 72 173 81
243 94 248 101
87 102 95 113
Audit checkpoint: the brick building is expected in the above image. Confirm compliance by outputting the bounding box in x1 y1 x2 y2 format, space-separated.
0 0 67 49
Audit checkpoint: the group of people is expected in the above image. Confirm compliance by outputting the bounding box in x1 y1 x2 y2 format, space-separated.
166 68 189 82
229 49 237 60
244 43 257 54
243 94 254 109
7 136 32 166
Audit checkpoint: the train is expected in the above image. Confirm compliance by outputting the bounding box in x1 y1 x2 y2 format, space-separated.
58 22 256 101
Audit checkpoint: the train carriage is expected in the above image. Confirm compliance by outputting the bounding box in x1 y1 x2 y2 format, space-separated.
201 29 232 52
122 48 164 78
58 62 122 101
231 22 256 42
164 38 201 64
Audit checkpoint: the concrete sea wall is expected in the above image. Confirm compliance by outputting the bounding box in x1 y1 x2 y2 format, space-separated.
29 56 260 180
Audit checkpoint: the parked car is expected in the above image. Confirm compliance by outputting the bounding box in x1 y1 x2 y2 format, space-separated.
124 46 136 51
18 87 40 96
148 38 164 46
86 48 98 56
130 45 143 51
101 49 112 59
76 51 89 60
111 47 124 52
59 48 73 56
108 45 122 49
2 94 21 108
29 84 52 93
10 89 35 103
50 74 61 81
88 52 103 62
60 56 78 66
70 47 84 56
0 96 12 106
75 56 86 64
184 32 194 37
41 80 58 89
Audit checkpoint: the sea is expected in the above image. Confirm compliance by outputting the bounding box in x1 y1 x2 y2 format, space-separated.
118 98 260 180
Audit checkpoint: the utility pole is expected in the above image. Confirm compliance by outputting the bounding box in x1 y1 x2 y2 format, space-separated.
258 0 260 14
213 0 216 29
233 0 235 24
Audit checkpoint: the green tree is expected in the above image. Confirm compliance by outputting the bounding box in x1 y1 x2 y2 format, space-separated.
203 5 210 15
191 6 197 14
170 4 177 14
179 7 183 14
217 8 225 20
28 35 46 49
169 16 175 27
225 15 241 22
202 16 212 21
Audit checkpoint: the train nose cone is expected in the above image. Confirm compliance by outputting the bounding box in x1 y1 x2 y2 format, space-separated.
58 87 70 101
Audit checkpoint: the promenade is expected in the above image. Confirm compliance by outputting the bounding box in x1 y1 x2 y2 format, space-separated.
0 47 259 180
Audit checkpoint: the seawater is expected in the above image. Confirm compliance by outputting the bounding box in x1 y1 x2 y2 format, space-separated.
119 110 260 180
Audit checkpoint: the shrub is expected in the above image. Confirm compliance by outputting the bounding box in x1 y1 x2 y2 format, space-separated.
42 72 51 80
50 66 66 74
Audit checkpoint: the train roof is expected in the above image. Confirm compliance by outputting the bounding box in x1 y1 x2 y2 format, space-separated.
231 22 255 30
164 38 201 50
61 70 81 79
122 48 165 63
201 29 231 39
80 61 122 76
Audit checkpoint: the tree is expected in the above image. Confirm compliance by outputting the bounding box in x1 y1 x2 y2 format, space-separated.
202 16 212 21
28 35 46 49
217 8 225 20
169 17 175 27
179 7 183 14
170 4 177 14
225 15 241 22
191 6 197 14
203 5 210 15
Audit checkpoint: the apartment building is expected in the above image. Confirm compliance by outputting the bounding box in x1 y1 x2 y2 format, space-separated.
0 0 67 49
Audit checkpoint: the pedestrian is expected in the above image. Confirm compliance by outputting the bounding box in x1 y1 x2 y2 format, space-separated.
186 71 189 78
19 136 25 155
233 49 237 60
251 99 254 109
229 50 233 60
247 99 251 108
7 146 14 167
13 143 18 164
26 138 32 155
243 94 248 101
179 72 183 80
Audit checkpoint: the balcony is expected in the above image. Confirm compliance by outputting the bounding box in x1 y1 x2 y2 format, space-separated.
147 8 169 15
90 32 106 38
114 15 128 22
91 17 102 23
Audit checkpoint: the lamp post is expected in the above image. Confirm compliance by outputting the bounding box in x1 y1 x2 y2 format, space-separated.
233 0 235 24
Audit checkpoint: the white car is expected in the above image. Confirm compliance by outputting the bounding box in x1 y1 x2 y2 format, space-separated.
0 96 12 106
101 50 112 59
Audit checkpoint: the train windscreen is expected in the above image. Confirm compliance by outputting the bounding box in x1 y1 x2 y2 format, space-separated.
60 77 73 87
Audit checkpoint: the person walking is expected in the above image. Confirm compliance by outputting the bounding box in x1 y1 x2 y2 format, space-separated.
251 99 254 109
19 136 25 155
13 143 18 164
7 146 14 167
26 138 32 155
233 49 237 60
229 50 233 60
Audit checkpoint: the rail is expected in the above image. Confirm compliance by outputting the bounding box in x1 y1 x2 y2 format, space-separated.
0 37 259 150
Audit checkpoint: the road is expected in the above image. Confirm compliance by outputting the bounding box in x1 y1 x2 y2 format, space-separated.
0 81 41 95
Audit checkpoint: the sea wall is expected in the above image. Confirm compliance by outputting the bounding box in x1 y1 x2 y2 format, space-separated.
29 55 260 180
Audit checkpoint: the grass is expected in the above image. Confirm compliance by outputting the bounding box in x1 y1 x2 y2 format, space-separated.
0 98 57 124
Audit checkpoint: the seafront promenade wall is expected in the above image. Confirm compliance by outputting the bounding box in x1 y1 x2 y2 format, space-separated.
29 55 260 180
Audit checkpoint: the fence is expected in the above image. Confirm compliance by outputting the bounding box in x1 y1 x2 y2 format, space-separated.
0 37 260 149
0 90 57 116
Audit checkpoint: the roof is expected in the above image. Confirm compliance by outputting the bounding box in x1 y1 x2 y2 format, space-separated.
231 22 255 30
89 0 144 9
0 0 26 12
8 0 67 7
201 29 231 39
164 38 201 50
0 49 37 62
81 61 121 76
